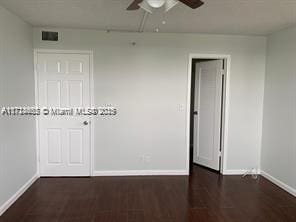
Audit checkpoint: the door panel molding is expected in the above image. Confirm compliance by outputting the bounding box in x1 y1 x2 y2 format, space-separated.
34 49 94 176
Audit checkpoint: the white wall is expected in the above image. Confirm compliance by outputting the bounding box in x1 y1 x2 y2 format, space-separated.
0 5 36 212
261 26 296 191
33 28 266 173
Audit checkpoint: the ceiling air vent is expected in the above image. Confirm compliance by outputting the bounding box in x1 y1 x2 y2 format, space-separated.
42 31 58 41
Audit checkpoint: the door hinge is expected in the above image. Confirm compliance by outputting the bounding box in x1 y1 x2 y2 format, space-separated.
218 151 222 157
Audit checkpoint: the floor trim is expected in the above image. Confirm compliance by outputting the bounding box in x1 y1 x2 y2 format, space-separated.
222 169 250 175
261 170 296 197
93 170 189 176
0 174 39 216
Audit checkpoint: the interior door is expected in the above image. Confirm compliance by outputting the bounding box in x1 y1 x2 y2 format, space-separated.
193 60 223 171
37 52 91 176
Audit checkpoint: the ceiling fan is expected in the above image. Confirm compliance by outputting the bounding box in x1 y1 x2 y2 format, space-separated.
127 0 204 13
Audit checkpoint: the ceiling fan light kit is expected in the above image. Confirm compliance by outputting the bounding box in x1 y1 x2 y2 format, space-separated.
146 0 166 8
127 0 204 12
139 0 169 14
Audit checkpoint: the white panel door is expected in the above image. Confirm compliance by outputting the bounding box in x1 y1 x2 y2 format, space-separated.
193 60 223 171
37 52 91 176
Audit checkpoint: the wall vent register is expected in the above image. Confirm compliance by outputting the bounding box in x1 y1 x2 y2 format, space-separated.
42 31 58 41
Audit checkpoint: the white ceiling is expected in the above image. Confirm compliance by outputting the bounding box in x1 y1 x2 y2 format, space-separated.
1 0 296 35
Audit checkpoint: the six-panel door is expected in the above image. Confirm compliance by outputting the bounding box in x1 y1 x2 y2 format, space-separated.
37 52 91 176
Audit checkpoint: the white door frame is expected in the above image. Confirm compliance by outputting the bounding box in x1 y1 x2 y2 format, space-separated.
187 54 231 174
34 49 95 176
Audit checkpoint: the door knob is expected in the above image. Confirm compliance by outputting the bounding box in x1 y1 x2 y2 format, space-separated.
83 121 89 126
193 111 198 115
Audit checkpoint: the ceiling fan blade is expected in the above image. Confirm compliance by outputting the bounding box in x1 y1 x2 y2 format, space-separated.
127 0 143 10
178 0 204 9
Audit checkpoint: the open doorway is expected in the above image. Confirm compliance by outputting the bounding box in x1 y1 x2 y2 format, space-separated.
188 55 230 174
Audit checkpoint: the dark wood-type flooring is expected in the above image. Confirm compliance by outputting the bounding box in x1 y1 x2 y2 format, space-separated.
1 165 296 222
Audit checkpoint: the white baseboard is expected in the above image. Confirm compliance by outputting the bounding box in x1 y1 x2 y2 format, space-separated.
260 170 296 197
0 174 39 216
222 169 249 175
222 169 261 176
93 170 189 176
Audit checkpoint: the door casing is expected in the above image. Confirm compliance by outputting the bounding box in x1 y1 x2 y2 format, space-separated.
187 54 231 175
34 49 94 176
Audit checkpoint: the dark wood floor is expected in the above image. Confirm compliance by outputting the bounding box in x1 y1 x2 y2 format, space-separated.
1 165 296 222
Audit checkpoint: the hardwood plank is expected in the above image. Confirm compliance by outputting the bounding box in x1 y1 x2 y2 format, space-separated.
0 165 295 222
